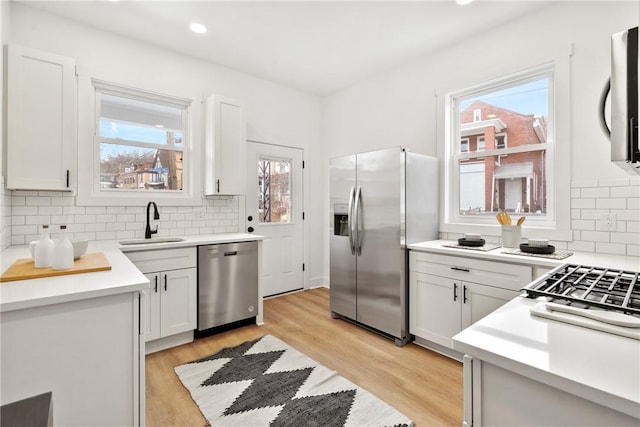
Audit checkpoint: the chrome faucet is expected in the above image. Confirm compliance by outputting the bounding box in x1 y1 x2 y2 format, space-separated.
145 201 160 239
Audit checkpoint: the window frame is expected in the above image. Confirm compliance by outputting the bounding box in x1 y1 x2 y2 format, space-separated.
444 63 558 230
77 77 202 206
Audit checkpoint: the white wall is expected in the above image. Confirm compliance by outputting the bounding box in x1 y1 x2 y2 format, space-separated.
5 3 326 287
322 1 639 277
1 0 11 250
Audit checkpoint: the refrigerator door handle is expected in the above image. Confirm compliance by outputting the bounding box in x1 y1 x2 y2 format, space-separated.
348 186 356 255
355 186 363 255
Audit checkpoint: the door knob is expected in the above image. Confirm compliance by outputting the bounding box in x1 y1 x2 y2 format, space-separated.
247 216 253 221
247 226 254 233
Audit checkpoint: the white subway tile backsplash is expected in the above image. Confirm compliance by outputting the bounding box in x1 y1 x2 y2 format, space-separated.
8 192 241 246
567 240 595 252
572 198 596 209
26 196 51 206
611 232 640 245
12 206 38 216
571 219 595 231
581 187 609 198
580 230 611 243
595 242 627 256
595 198 627 209
611 186 640 198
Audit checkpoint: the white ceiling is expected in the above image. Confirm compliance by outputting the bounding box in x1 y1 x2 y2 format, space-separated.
18 0 552 95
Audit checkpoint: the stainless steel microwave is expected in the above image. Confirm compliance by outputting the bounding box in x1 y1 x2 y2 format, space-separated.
600 26 639 175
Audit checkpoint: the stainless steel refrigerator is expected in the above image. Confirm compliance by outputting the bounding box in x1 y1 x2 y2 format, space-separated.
330 147 438 346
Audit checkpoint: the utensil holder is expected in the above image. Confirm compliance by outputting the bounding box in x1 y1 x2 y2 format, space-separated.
501 225 522 248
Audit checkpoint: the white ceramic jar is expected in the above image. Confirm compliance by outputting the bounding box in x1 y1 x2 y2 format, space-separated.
34 224 55 268
52 225 74 270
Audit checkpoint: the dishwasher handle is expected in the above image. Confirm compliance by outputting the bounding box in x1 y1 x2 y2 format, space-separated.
224 251 238 256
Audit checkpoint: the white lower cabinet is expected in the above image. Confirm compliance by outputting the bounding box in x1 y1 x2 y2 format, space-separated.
125 247 197 353
410 251 529 350
143 268 197 341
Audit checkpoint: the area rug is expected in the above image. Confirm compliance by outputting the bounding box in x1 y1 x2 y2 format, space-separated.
174 335 414 427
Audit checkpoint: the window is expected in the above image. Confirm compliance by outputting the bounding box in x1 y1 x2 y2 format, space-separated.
495 133 507 149
460 138 470 153
95 83 189 193
446 65 554 224
477 136 485 152
257 157 291 223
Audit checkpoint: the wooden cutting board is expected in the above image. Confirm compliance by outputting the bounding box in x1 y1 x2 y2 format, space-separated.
0 252 112 282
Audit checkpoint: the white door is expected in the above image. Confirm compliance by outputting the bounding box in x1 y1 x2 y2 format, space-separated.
246 142 304 297
505 179 522 211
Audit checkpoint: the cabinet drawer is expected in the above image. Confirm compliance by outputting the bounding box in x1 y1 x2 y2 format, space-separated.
125 247 197 273
410 251 532 291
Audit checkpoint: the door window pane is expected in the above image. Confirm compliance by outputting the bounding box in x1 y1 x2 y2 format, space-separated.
257 157 291 223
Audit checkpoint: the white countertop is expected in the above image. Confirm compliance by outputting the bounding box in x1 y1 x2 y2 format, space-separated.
1 233 263 313
409 239 640 271
453 297 640 419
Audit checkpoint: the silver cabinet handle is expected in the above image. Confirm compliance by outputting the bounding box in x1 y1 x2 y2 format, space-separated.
347 186 356 255
355 186 363 256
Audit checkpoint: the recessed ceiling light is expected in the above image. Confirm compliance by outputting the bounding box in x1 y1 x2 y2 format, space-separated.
456 0 475 5
189 23 207 34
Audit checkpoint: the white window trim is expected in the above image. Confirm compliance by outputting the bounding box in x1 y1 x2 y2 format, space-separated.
439 59 572 241
495 133 507 149
77 76 203 206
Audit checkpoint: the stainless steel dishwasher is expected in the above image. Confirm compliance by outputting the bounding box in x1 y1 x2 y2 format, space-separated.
197 241 258 335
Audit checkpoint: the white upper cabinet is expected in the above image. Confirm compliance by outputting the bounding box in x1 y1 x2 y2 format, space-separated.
6 44 77 191
203 94 247 195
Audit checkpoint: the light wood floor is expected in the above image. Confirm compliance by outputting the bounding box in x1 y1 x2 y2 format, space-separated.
145 288 463 426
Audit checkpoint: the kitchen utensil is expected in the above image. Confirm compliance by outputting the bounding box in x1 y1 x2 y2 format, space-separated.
527 238 548 248
464 233 482 241
520 243 555 254
501 225 521 248
517 216 525 226
458 238 485 247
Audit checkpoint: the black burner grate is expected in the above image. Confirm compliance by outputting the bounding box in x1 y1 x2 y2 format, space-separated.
522 264 640 316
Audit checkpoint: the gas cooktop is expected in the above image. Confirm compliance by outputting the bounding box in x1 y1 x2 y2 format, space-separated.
522 263 640 318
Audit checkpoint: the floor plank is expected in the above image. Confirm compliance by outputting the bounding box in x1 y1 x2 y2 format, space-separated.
145 288 463 426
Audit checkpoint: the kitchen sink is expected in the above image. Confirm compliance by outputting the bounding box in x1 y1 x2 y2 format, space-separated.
118 237 185 245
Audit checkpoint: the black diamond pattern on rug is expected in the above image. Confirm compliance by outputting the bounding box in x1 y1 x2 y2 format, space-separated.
270 389 356 427
202 350 285 386
190 337 262 364
225 368 314 415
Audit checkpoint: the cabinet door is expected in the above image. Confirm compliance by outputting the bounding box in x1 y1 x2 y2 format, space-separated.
160 268 197 337
461 282 520 329
7 44 76 191
204 95 246 195
410 272 461 348
143 273 161 342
